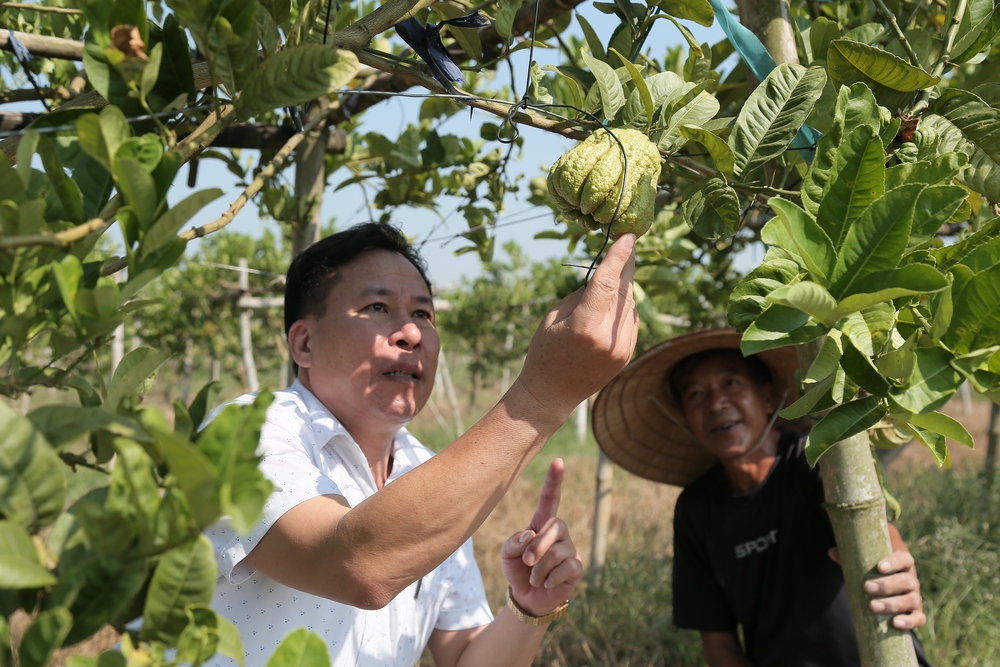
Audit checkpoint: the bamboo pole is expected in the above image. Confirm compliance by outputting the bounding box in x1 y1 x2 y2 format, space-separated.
797 340 917 667
985 401 999 489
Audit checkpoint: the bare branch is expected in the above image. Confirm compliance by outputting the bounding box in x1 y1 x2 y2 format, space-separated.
1 2 82 14
0 28 83 60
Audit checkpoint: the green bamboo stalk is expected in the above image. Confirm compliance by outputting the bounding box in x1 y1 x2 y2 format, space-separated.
796 340 917 667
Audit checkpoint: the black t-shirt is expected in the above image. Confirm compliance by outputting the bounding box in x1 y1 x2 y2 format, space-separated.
672 430 861 667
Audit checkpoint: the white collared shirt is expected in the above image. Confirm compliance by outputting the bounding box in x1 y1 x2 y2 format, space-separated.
205 381 493 667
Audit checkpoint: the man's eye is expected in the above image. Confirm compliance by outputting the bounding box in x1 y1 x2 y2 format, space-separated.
415 309 433 320
368 303 387 312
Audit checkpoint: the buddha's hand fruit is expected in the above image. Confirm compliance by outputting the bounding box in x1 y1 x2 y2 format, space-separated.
546 128 662 239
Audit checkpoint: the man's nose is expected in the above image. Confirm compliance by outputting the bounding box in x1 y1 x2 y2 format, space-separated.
389 320 423 348
706 387 729 410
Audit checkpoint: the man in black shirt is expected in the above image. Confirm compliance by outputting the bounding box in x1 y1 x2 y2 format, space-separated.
591 329 930 666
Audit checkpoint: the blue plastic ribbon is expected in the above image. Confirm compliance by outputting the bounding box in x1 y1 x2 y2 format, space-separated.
707 0 821 156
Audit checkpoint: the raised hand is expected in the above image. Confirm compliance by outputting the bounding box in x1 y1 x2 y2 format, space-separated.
514 233 639 422
501 459 582 616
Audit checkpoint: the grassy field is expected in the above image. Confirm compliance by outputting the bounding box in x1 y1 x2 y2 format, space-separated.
21 360 1000 667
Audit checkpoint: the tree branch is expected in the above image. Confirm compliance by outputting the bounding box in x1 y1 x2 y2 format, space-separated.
179 103 334 242
0 195 122 249
332 0 423 50
874 0 922 68
1 3 83 14
0 28 83 60
911 0 967 113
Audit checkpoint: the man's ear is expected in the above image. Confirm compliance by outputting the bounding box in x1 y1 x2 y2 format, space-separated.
287 320 313 369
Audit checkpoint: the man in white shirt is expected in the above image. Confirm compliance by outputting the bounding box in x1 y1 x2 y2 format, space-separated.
207 222 639 666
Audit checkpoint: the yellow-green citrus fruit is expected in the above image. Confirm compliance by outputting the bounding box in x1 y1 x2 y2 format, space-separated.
546 128 662 238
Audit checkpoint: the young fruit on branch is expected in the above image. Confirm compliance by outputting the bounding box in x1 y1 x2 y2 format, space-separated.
547 128 662 239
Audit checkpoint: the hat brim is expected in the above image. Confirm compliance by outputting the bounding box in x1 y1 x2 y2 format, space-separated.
591 329 800 487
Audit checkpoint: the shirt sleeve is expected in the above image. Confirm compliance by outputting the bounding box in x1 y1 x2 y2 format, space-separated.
434 537 494 631
672 488 738 633
205 418 342 584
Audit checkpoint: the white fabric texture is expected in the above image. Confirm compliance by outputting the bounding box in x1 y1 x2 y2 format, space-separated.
204 381 493 667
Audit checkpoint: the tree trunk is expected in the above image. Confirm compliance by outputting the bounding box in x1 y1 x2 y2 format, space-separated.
797 341 917 667
733 3 915 660
734 0 800 69
985 400 999 489
285 125 327 388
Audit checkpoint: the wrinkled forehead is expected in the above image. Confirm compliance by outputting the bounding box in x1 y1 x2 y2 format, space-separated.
668 349 755 395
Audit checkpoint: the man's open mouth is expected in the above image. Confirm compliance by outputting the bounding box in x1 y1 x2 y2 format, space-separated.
384 370 420 380
711 420 740 433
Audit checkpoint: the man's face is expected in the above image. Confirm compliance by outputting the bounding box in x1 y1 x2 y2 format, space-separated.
675 351 776 460
294 249 439 430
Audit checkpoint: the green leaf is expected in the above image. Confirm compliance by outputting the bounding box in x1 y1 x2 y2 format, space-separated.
28 406 149 448
141 535 217 644
137 188 222 262
611 50 653 130
924 89 1000 200
805 332 844 383
284 0 323 47
931 216 1000 270
836 265 949 316
194 392 274 533
762 198 836 285
729 63 827 178
582 51 626 121
264 629 330 667
0 403 66 532
0 521 57 588
678 125 734 174
801 84 881 217
495 0 525 41
906 411 974 448
72 155 115 220
728 251 802 332
658 92 721 152
890 347 962 413
114 158 159 230
805 396 885 465
944 262 1000 354
682 174 740 240
827 39 940 110
876 332 918 379
814 125 885 250
140 410 219 527
577 15 606 61
657 0 714 27
840 337 890 396
188 381 223 432
909 185 972 248
828 184 922 299
767 282 838 326
104 347 172 412
236 44 360 120
18 607 72 667
907 424 949 467
952 5 1000 65
779 372 837 419
741 304 827 355
36 135 85 224
51 255 83 323
215 613 245 666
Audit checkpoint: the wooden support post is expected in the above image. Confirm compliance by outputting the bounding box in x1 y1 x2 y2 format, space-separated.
575 397 588 445
111 272 125 376
437 349 465 436
239 258 260 392
589 448 614 588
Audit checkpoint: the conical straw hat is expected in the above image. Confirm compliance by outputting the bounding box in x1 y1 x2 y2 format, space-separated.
591 328 801 487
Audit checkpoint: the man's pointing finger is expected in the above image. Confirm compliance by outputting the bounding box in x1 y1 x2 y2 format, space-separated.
530 459 564 532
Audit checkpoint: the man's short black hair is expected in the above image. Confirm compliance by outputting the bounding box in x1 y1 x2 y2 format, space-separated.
283 222 432 336
667 348 773 403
